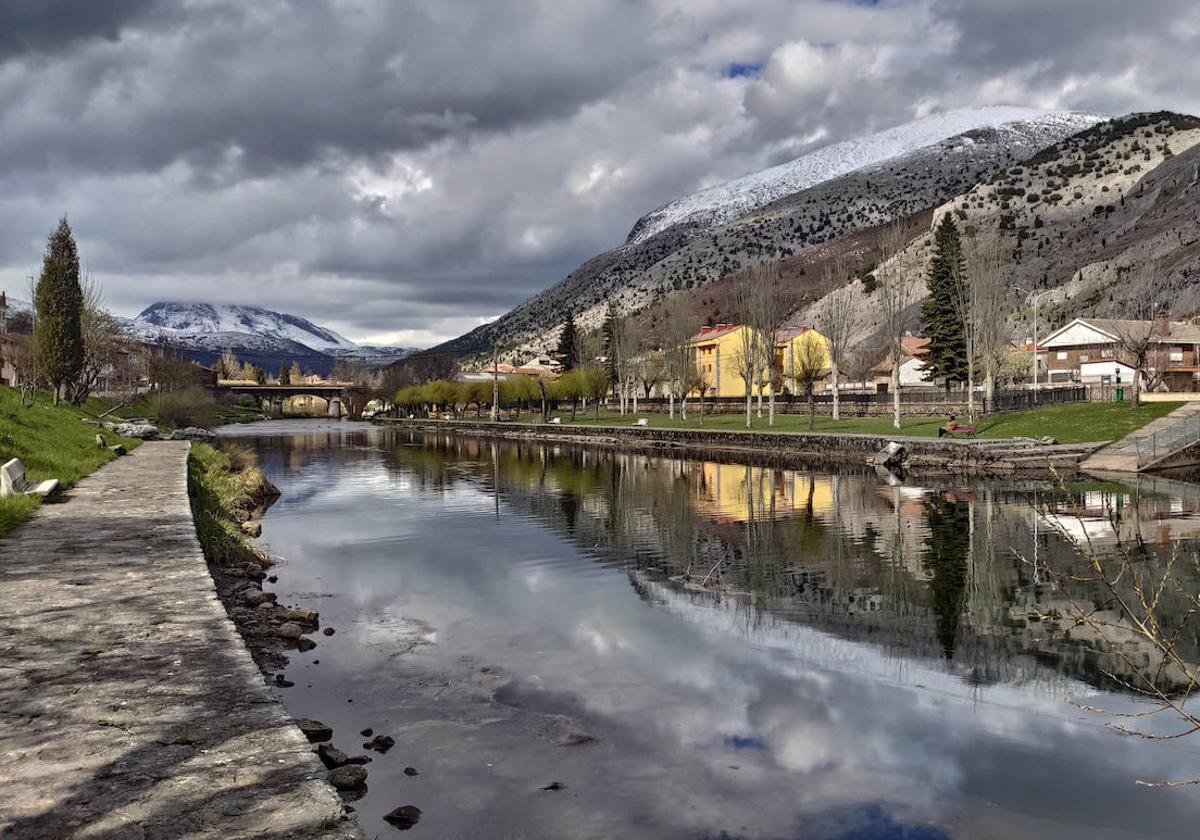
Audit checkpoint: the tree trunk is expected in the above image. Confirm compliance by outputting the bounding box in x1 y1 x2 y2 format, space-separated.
808 387 815 430
768 385 776 427
1133 360 1143 407
669 392 675 419
745 390 752 429
831 360 840 421
967 367 975 422
892 360 901 430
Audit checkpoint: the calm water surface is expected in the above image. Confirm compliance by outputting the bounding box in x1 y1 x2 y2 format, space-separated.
220 420 1200 839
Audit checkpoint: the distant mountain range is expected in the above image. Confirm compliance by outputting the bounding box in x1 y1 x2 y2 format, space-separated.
432 106 1108 357
127 302 417 375
2 295 414 376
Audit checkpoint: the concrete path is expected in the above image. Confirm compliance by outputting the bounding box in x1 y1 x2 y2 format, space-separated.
1082 401 1200 473
0 442 360 839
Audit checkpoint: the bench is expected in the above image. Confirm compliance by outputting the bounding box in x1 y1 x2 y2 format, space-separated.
549 417 562 424
938 421 977 439
0 458 59 498
633 418 648 427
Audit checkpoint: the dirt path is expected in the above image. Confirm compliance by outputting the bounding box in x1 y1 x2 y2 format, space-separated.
0 441 360 839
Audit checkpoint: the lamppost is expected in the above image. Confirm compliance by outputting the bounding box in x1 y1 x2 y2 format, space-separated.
1014 286 1052 390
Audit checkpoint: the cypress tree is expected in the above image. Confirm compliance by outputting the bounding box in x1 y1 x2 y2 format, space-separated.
555 312 578 371
920 215 968 388
32 217 85 404
278 362 291 385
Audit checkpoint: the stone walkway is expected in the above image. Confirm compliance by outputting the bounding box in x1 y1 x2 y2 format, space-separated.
0 442 360 839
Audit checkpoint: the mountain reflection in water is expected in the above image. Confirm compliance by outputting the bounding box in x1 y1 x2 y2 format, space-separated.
221 421 1200 839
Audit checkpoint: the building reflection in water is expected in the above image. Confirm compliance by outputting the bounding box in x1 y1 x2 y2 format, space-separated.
245 427 1200 699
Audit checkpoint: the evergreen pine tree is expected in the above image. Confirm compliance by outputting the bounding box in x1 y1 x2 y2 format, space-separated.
33 217 85 404
601 302 618 382
555 312 578 371
278 362 291 385
920 215 969 388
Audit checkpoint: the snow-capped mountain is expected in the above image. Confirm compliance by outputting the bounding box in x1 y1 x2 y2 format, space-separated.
625 107 1103 245
436 107 1106 358
131 302 357 352
129 302 416 374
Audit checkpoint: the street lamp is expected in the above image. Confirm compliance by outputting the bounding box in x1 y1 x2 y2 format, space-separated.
1014 286 1052 390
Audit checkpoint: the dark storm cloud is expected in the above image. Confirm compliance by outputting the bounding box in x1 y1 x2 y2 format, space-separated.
0 0 164 59
1 0 1198 346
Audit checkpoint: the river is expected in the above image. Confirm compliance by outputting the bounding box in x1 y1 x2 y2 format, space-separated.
218 420 1200 839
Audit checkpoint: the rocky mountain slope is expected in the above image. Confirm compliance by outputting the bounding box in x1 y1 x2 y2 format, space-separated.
626 107 1093 245
435 109 1102 358
794 111 1200 345
129 302 416 375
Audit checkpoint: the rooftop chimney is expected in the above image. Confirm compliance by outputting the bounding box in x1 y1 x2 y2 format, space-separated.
1155 309 1170 337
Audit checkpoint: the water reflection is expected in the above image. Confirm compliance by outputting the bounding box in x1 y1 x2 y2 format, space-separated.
220 422 1200 839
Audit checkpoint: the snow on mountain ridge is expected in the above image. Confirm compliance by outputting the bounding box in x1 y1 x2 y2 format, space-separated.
133 302 357 352
626 107 1106 245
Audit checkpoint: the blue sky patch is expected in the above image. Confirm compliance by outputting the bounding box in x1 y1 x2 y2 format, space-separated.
725 62 763 79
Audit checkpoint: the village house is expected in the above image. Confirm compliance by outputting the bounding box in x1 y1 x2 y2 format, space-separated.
1038 313 1200 391
687 324 830 398
871 336 932 391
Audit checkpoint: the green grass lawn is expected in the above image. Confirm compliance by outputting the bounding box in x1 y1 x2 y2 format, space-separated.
0 388 142 537
511 400 1184 445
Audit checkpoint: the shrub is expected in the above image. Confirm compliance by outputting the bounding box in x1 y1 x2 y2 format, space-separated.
218 441 258 473
155 386 218 429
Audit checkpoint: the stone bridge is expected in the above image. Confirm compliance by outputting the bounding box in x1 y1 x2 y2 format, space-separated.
218 382 356 418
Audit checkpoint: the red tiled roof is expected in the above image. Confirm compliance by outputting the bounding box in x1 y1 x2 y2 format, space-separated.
691 324 741 342
901 336 930 356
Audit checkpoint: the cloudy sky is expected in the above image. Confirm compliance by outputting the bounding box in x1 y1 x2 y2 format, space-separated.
2 0 1198 347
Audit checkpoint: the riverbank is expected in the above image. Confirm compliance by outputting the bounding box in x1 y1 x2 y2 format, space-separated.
0 442 360 839
374 417 1108 476
512 401 1183 443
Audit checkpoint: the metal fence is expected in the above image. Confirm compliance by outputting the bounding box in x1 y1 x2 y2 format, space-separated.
983 386 1089 413
636 385 1088 412
1137 411 1200 467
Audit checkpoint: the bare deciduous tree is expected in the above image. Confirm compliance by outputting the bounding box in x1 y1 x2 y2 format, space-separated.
740 262 793 426
662 301 697 419
815 259 859 422
964 230 1014 408
878 221 919 430
66 274 137 406
1113 261 1165 408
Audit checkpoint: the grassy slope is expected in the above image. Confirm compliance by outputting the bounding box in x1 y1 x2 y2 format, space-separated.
513 400 1184 444
0 389 142 536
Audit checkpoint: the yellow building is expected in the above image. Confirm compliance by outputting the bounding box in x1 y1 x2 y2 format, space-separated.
687 324 830 398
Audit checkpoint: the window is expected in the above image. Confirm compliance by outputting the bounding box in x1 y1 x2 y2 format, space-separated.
1101 348 1113 358
1080 354 1089 362
1056 351 1068 361
1170 350 1184 363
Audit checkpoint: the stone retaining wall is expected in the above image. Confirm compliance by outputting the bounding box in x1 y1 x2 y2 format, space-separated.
375 418 1101 475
